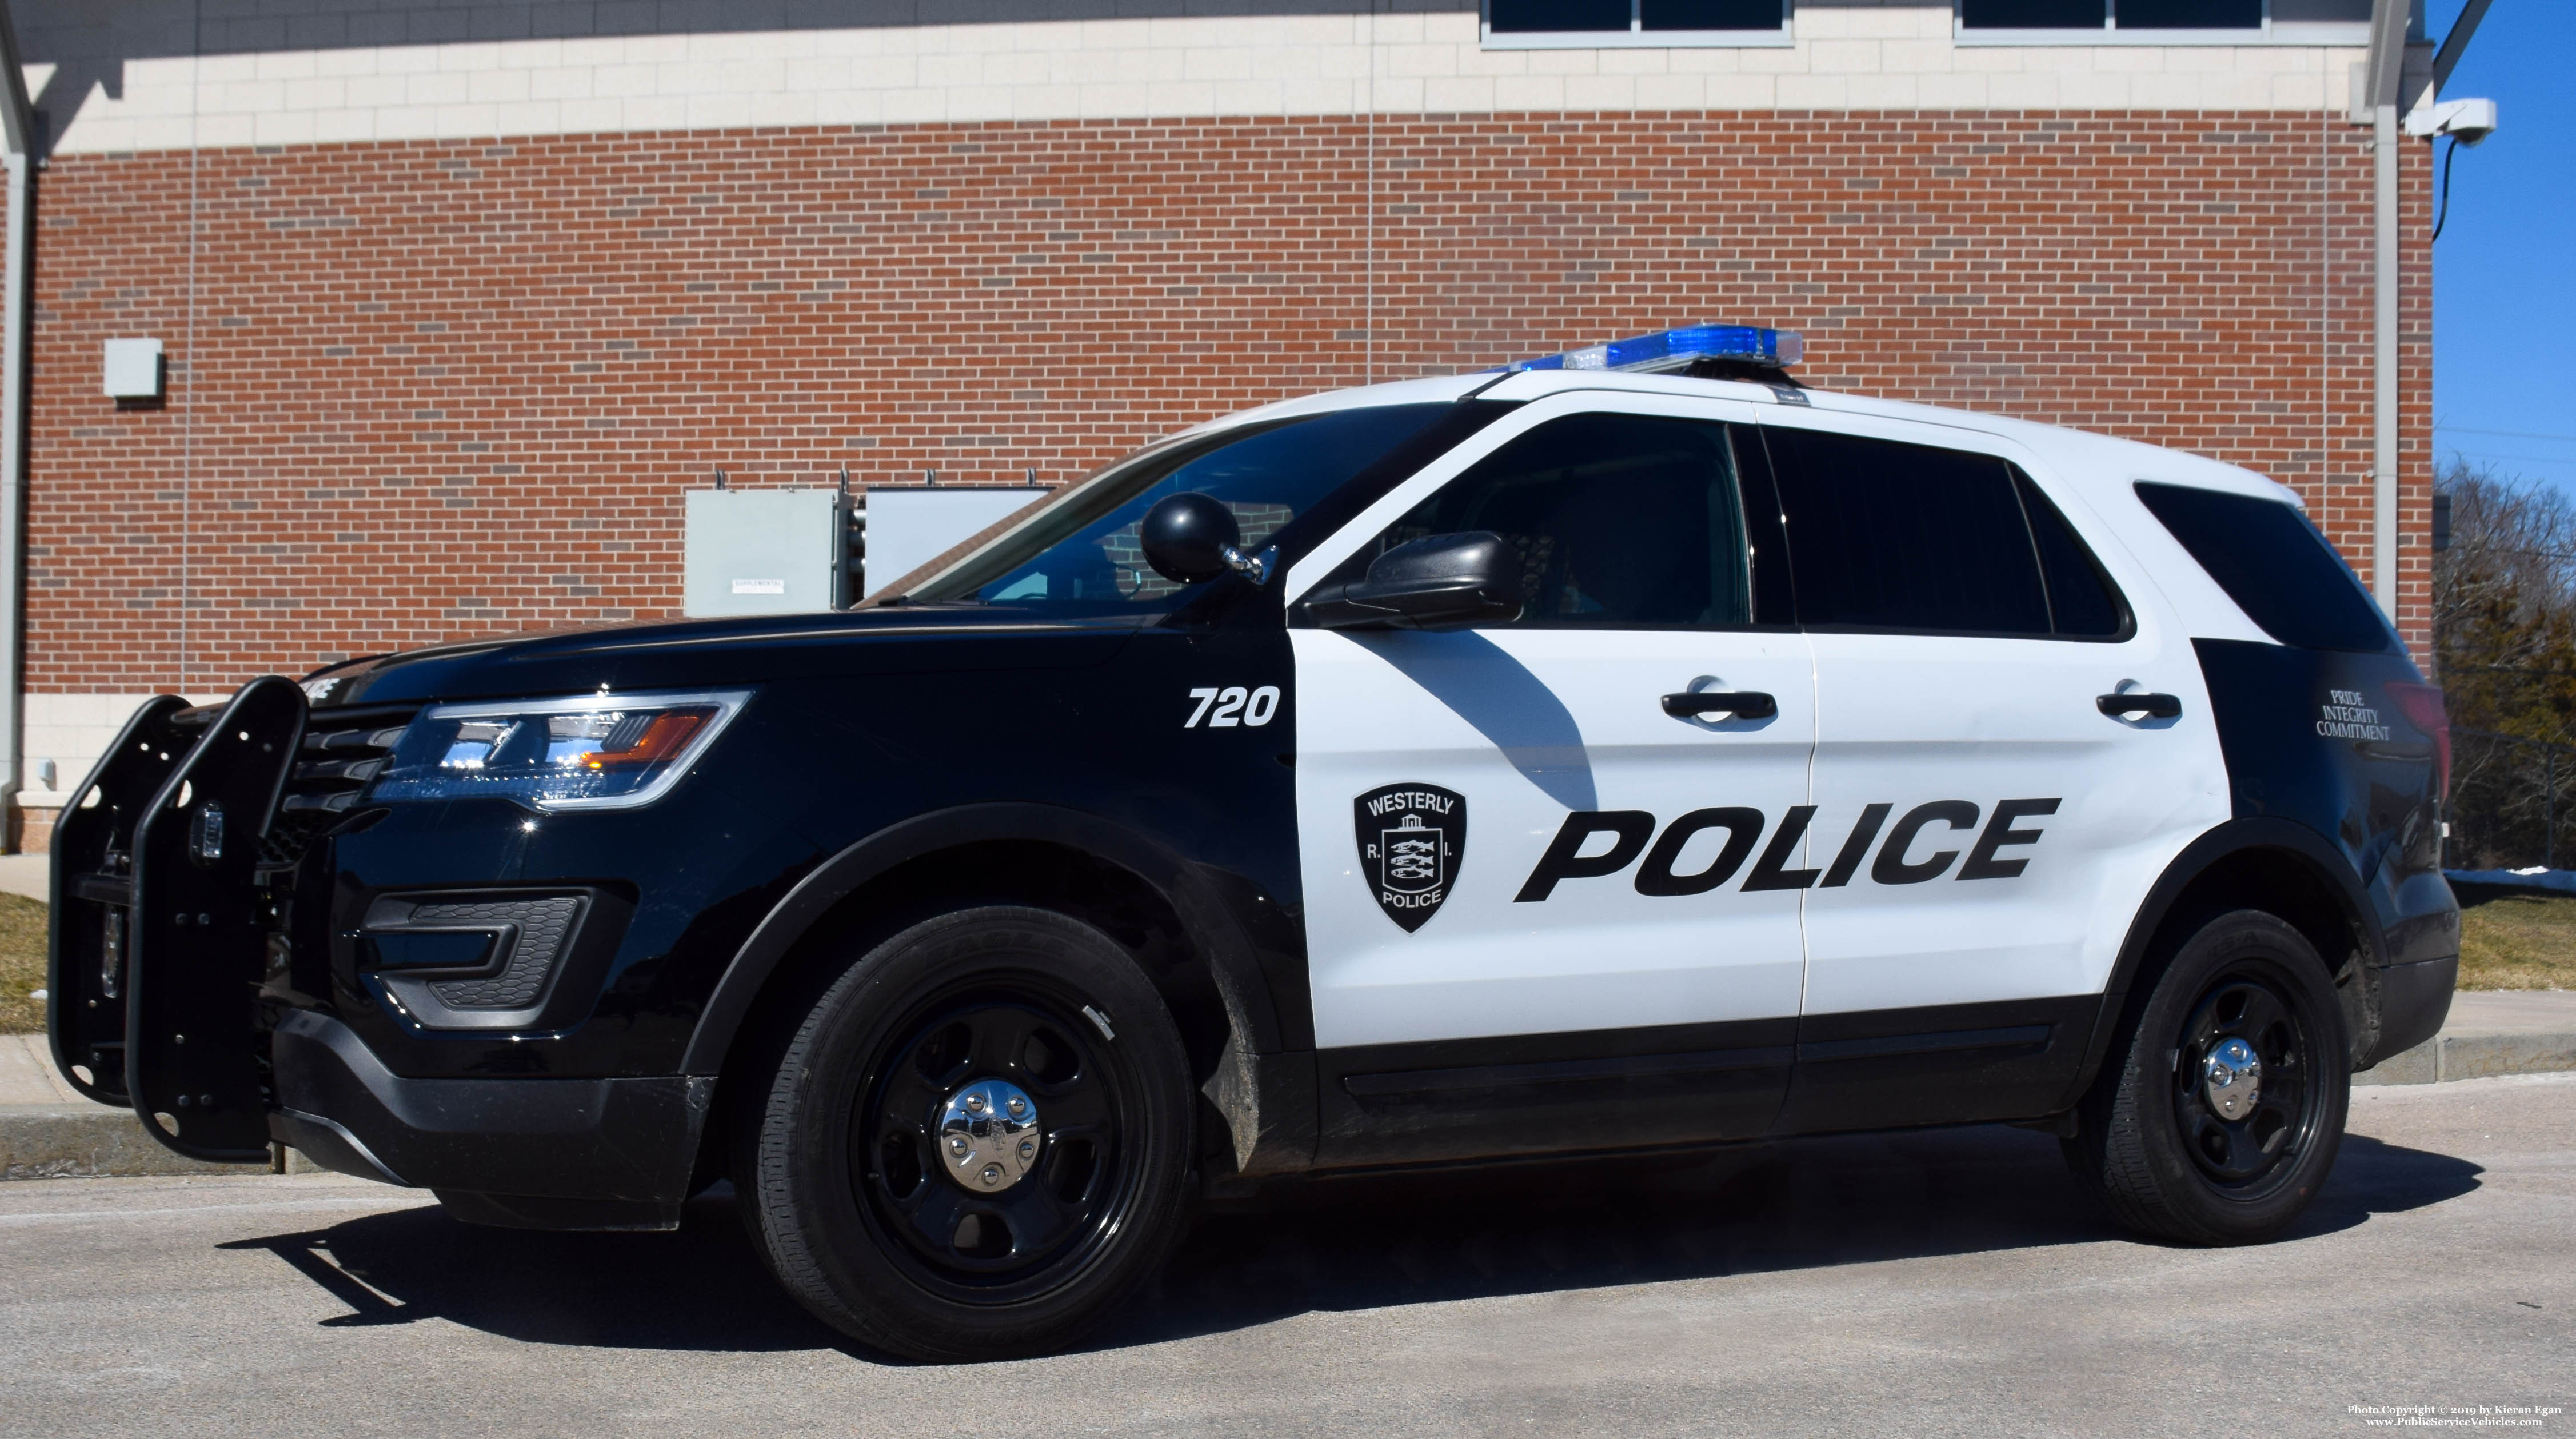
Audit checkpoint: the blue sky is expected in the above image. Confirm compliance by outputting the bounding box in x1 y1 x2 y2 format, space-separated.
2429 1 2576 494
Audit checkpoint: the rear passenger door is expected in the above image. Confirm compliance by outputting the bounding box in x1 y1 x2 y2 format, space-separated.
1754 413 2227 1130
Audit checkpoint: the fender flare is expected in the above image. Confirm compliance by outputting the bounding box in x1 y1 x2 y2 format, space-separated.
676 802 1292 1077
2068 816 2382 1100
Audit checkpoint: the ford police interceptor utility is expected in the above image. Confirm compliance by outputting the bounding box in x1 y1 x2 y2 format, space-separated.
49 326 2458 1361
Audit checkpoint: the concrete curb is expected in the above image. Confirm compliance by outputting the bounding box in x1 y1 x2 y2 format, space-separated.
2354 1030 2576 1086
0 1104 272 1180
2354 990 2576 1088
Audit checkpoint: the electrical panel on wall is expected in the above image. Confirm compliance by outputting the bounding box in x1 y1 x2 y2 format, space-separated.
861 486 1048 599
681 487 850 618
102 338 165 399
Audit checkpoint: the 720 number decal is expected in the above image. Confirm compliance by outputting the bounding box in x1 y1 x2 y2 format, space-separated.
1185 686 1281 728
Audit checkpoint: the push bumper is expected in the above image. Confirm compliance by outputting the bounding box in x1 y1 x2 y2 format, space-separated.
269 1009 712 1230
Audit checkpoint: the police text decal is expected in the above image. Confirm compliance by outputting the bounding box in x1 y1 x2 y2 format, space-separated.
1515 800 2061 901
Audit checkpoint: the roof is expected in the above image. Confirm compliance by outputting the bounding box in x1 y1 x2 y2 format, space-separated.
1197 366 2296 510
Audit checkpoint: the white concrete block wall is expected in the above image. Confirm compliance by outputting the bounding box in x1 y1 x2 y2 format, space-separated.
17 694 229 813
26 6 2373 158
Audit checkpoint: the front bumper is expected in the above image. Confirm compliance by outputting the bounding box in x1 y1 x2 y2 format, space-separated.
270 1009 712 1230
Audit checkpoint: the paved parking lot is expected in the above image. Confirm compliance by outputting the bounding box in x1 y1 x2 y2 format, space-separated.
2 1074 2569 1437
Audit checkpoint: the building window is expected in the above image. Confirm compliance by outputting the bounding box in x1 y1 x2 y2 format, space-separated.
1483 0 1792 49
1956 0 2373 43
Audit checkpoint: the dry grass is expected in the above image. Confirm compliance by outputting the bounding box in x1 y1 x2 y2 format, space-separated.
2458 890 2576 992
0 893 49 1033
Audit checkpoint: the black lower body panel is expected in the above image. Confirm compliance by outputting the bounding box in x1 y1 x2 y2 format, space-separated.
1314 1018 1795 1169
1309 1001 2106 1169
268 1008 712 1230
1774 996 2100 1136
2366 955 2457 1066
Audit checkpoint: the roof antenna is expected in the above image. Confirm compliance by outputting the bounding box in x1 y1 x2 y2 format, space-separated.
1026 466 1040 488
714 467 728 491
925 467 938 487
836 463 850 496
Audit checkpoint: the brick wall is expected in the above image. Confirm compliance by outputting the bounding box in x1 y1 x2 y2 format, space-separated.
26 109 2434 696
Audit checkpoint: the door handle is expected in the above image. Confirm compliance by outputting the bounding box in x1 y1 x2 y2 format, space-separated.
2097 692 2182 720
1663 691 1778 720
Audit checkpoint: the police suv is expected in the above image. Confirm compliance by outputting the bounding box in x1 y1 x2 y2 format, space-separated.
49 326 2457 1361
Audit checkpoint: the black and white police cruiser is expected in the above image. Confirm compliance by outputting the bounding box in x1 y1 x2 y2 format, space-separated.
49 325 2458 1361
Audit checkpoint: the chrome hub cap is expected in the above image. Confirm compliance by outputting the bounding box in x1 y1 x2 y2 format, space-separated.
936 1078 1041 1193
2202 1036 2262 1121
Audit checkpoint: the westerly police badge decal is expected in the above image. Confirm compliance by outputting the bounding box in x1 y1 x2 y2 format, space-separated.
1353 784 1465 932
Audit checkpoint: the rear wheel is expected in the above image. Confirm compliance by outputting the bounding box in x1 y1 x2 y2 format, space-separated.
2064 908 2349 1245
739 906 1195 1360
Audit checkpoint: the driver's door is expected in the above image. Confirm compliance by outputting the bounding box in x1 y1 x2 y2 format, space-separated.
1284 395 1814 1164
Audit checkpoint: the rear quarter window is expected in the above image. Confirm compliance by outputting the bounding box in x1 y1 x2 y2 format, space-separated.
2134 481 2398 653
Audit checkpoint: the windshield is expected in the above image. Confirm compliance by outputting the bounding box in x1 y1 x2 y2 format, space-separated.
906 403 1458 614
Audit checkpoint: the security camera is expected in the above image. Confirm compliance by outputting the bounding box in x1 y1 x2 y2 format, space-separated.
2405 97 2499 145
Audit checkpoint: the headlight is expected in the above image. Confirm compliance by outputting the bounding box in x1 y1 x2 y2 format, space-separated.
368 689 752 812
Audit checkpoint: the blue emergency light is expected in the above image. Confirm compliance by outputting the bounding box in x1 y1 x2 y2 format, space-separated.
1507 324 1803 374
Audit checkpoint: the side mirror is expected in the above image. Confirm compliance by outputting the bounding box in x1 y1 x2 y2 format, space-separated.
1302 532 1523 631
1140 491 1265 585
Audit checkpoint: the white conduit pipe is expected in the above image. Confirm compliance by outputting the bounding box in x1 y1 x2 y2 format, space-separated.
0 1 33 845
0 150 25 834
2373 99 2399 622
2358 0 2410 628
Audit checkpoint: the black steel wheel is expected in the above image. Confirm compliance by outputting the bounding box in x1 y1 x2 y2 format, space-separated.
858 988 1136 1302
2170 966 2325 1197
740 906 1193 1361
2064 908 2350 1246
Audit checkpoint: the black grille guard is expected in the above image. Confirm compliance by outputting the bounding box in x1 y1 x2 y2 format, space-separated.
47 677 314 1162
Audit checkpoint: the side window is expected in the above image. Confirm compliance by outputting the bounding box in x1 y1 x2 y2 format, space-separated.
1488 0 1790 38
2134 481 2398 653
1353 411 1763 629
1763 426 2052 636
2016 472 2133 639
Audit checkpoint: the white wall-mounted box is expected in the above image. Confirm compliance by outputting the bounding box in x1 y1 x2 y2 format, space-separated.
102 338 163 399
682 487 849 618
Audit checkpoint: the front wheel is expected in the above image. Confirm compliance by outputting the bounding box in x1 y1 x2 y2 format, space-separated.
739 906 1196 1361
2064 908 2349 1246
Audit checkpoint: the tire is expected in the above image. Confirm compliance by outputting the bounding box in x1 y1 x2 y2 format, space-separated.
738 906 1195 1361
2063 908 2350 1246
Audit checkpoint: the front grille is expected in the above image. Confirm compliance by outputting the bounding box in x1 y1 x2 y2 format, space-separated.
262 704 417 868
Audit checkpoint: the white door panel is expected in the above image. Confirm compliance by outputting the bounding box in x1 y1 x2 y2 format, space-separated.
1766 411 2235 1017
1796 633 2227 1013
1295 625 1815 1049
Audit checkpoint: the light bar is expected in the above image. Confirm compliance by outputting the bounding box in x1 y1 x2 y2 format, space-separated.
1507 324 1803 374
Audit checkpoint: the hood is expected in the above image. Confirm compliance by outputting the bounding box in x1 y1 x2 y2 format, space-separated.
304 605 1141 711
